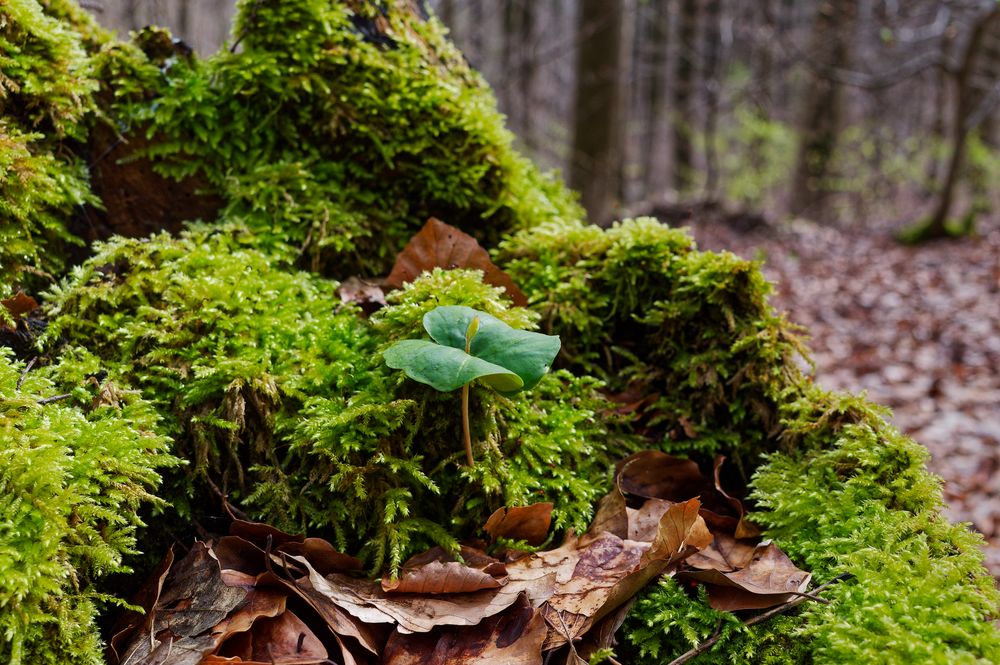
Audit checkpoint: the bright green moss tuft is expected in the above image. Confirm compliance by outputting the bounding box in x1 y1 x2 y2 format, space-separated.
254 269 635 573
0 350 175 665
0 0 104 285
45 224 374 510
113 0 580 274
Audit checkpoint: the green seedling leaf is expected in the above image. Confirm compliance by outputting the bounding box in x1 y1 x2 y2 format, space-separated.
422 306 561 394
383 340 523 393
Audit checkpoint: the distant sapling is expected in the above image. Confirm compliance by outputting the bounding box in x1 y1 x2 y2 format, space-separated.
383 305 561 467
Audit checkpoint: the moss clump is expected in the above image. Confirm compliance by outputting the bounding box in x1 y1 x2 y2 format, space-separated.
256 268 632 572
0 349 175 665
45 230 625 574
498 217 807 469
112 0 580 274
498 217 999 662
45 224 373 511
0 0 104 285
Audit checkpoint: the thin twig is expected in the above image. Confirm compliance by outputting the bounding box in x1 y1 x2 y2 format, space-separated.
667 574 851 665
207 476 249 520
37 393 72 405
16 357 37 392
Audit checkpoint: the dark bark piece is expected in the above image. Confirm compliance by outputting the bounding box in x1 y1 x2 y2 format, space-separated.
79 123 222 243
386 218 528 306
615 450 707 502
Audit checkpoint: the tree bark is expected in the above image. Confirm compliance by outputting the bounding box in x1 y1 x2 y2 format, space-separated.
516 0 536 150
790 0 854 220
643 0 668 199
925 7 1000 239
569 0 625 226
702 0 722 202
672 0 698 194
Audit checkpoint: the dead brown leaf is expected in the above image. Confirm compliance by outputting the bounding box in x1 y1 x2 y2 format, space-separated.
0 292 38 329
484 503 554 546
386 218 528 306
212 610 328 664
382 594 547 665
615 450 707 502
679 541 811 611
382 546 509 594
112 542 250 665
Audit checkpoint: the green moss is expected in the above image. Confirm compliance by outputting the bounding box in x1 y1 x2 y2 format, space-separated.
0 0 103 285
45 224 373 508
253 268 634 573
499 217 999 662
111 0 580 274
0 349 175 665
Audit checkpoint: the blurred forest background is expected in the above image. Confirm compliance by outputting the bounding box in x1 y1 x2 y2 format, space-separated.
86 1 999 574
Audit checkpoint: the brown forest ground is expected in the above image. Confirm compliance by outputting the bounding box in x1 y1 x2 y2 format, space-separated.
689 215 1000 577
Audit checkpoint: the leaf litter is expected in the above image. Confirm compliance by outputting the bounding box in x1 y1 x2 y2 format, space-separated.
112 453 824 664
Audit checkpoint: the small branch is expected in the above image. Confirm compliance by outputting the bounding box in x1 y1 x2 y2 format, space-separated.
37 393 72 405
16 357 37 392
667 574 851 665
208 476 249 521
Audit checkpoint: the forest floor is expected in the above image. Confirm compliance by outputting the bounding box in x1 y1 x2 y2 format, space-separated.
690 214 1000 578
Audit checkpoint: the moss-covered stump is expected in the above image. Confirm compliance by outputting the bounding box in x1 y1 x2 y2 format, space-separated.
0 350 174 665
0 1 997 662
497 218 1000 662
45 227 629 575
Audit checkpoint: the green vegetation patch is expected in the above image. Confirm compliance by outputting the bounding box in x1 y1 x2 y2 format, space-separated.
498 217 999 663
0 349 175 665
112 0 580 274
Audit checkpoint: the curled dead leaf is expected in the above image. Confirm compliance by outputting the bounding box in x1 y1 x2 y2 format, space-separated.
386 218 528 306
484 502 554 546
382 546 508 594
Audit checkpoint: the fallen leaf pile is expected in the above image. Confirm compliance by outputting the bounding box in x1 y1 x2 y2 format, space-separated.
110 452 814 664
692 217 1000 576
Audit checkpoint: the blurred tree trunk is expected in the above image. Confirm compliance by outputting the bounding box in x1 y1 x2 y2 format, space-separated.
570 0 625 225
790 0 854 219
439 0 455 28
643 0 668 199
672 0 698 194
925 7 1000 239
516 0 536 150
703 0 722 202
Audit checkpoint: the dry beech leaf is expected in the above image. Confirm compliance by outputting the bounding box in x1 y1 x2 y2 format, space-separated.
208 588 288 646
685 531 757 573
289 554 529 634
382 546 508 594
484 503 554 545
212 610 328 664
615 450 707 502
584 484 629 541
386 217 528 306
0 291 38 332
113 542 250 665
678 541 811 611
382 594 547 665
529 498 712 650
698 456 762 539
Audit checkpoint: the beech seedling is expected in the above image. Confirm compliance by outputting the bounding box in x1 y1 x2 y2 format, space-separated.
383 305 561 466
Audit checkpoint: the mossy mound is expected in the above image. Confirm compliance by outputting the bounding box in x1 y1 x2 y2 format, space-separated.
0 2 997 662
45 228 629 575
497 218 1000 662
0 350 174 665
104 0 580 274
